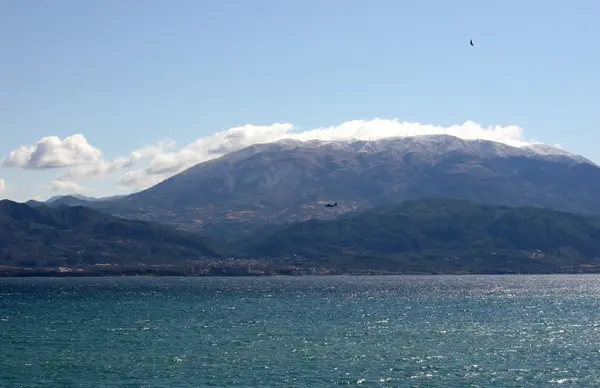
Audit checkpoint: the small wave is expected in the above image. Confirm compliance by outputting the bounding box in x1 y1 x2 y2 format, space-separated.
548 378 578 384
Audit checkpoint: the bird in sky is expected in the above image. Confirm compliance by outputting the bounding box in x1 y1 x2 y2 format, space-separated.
470 39 474 46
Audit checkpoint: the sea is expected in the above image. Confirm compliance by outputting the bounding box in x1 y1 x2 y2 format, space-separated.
2 275 600 387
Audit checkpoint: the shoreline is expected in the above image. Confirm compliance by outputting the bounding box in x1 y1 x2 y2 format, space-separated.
2 267 600 277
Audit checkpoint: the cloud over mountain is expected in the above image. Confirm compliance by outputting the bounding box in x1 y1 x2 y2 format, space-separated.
118 119 542 190
3 134 103 169
48 179 86 193
1 118 550 194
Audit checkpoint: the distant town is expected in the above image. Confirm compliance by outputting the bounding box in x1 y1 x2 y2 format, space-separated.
3 255 600 277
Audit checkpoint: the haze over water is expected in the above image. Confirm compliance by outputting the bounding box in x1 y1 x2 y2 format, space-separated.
2 275 600 386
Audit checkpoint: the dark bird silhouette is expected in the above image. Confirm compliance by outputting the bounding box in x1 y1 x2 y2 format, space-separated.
325 202 337 208
470 39 474 46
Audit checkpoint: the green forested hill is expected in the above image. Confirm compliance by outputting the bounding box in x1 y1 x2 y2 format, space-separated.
5 197 600 274
0 200 222 268
244 199 600 273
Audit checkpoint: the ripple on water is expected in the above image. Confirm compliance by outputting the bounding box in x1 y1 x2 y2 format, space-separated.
2 275 600 386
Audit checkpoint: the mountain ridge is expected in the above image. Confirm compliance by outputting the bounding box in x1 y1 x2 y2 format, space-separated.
36 134 600 242
5 198 600 275
241 198 600 274
0 199 223 268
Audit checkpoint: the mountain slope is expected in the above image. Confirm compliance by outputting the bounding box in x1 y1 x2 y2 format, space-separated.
45 194 127 206
244 198 600 273
0 200 222 268
128 135 596 209
64 135 600 240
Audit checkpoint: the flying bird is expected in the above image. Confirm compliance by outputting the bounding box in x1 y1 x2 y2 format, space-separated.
470 39 474 46
325 202 338 208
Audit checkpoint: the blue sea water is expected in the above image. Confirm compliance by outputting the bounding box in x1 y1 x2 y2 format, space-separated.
2 275 600 387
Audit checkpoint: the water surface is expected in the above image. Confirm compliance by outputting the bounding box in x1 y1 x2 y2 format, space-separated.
2 275 600 386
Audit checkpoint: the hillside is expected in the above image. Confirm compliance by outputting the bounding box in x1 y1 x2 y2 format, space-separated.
51 193 126 204
0 200 222 269
50 135 600 242
243 199 600 274
5 198 600 275
25 194 127 207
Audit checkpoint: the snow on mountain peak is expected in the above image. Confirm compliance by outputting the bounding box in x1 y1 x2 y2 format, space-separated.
262 134 595 166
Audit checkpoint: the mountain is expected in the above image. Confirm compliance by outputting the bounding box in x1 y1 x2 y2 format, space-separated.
4 197 600 275
243 198 600 274
61 135 600 241
46 193 95 203
42 194 127 206
0 200 222 269
25 194 127 209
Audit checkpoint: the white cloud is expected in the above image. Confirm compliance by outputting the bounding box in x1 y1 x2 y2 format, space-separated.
48 179 86 193
2 118 548 194
0 178 5 193
143 123 296 176
57 139 176 182
126 139 177 166
294 119 532 146
118 119 537 190
3 134 103 169
117 170 165 191
2 134 176 196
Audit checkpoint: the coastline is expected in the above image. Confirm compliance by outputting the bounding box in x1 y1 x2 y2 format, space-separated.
2 265 600 277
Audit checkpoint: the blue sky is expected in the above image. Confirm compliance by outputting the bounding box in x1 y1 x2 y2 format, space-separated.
1 0 599 201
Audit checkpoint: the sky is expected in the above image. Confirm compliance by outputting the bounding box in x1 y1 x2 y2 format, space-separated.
1 0 598 202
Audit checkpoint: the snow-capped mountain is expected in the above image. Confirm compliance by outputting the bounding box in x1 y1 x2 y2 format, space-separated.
73 133 600 241
201 134 593 168
270 135 592 165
